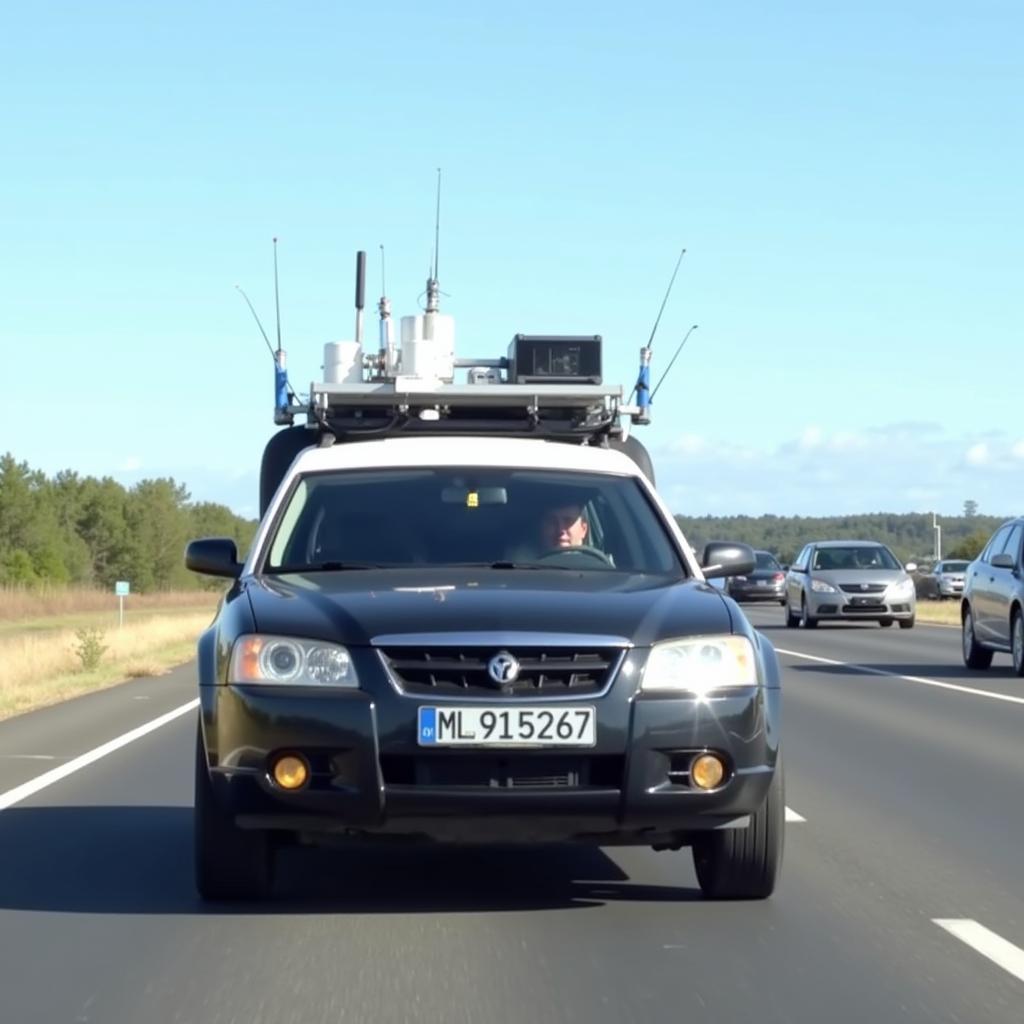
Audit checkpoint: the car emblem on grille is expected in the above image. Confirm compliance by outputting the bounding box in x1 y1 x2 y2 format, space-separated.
860 583 870 591
487 651 520 685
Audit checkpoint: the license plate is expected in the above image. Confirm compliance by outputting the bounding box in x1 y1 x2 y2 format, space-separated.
757 579 768 587
418 706 596 747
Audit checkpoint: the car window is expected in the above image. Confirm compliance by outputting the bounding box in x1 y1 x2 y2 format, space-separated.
811 546 900 571
938 561 968 573
999 524 1023 563
983 526 1012 564
263 467 684 574
755 552 781 571
792 546 810 571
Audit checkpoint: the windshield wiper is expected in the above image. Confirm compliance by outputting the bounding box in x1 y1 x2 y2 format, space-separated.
265 561 383 574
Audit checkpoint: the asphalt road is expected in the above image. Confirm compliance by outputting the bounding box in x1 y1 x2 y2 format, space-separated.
1 608 1022 1023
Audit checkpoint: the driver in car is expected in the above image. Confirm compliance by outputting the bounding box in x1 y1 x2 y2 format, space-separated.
541 503 589 550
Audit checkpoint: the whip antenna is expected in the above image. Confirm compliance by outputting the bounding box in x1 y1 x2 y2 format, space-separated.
651 324 699 400
645 247 685 352
273 236 282 354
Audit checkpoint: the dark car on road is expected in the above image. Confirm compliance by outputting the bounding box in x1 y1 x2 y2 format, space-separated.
784 540 918 629
724 549 786 605
186 437 784 902
961 517 1024 676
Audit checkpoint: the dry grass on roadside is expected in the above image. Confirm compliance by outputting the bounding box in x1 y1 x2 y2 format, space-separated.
0 584 220 622
0 612 211 720
914 599 961 626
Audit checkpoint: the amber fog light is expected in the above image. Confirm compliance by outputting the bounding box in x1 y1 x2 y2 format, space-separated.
691 753 725 790
272 754 309 790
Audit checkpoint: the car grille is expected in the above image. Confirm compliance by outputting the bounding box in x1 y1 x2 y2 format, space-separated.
842 602 886 613
378 645 623 698
838 583 887 594
381 754 624 789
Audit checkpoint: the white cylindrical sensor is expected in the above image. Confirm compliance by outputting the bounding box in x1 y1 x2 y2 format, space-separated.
322 341 363 383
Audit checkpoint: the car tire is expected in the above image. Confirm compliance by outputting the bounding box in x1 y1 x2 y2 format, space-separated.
692 752 784 900
194 721 274 901
878 618 894 628
799 596 818 629
784 598 799 627
1012 609 1024 678
898 616 915 630
778 599 787 607
962 607 993 670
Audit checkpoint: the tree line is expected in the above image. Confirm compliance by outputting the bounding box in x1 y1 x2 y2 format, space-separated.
2 451 1007 589
0 453 257 591
674 511 1006 566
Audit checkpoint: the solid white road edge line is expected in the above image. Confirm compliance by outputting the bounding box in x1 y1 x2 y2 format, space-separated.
933 919 1024 985
0 699 199 812
785 807 806 822
775 648 1024 707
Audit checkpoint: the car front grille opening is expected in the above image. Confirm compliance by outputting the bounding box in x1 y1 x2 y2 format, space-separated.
380 646 620 697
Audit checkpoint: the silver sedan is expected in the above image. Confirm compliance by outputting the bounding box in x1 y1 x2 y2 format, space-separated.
784 540 917 629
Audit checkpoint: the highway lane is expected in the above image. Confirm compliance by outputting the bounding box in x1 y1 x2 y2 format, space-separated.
1 616 1022 1023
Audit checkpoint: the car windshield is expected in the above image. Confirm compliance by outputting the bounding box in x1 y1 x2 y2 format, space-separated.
755 552 781 571
811 546 901 571
938 561 969 573
263 467 684 574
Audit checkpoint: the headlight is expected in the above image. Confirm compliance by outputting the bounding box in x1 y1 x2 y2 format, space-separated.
229 635 359 687
640 635 758 696
889 579 915 598
811 578 837 593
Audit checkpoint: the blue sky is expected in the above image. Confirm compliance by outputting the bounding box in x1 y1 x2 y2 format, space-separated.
2 1 1021 519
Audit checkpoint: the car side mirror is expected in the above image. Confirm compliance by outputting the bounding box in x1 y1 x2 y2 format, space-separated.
905 562 918 573
186 537 243 578
991 553 1015 570
701 542 756 579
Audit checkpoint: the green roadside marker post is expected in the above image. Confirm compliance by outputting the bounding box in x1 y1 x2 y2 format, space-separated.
115 580 130 627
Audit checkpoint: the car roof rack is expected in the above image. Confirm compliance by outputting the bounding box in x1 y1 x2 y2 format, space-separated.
264 250 653 446
296 380 627 444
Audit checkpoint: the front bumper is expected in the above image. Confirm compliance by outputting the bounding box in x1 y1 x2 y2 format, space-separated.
806 590 915 620
199 652 780 846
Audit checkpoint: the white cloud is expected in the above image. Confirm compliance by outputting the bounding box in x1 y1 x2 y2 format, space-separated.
965 443 990 466
829 431 868 452
669 433 705 455
119 456 143 471
799 426 823 450
653 424 1024 516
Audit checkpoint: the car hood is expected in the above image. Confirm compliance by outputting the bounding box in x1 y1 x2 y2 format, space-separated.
244 568 733 647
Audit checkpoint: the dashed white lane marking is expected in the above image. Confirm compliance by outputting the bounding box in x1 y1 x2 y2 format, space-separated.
0 754 57 761
775 648 1024 707
0 699 199 812
934 919 1024 984
785 807 806 822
